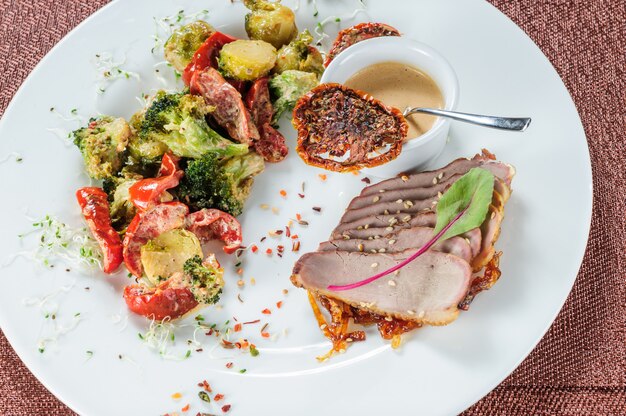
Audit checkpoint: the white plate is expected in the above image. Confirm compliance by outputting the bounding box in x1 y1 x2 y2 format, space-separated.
0 1 592 415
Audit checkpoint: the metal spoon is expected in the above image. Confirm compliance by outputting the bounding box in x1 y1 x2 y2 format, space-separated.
403 107 532 132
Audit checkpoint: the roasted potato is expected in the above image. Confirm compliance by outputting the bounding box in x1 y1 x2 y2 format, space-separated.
218 39 277 81
244 0 297 49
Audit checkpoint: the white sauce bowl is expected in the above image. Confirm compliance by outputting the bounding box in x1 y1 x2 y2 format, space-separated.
320 36 459 177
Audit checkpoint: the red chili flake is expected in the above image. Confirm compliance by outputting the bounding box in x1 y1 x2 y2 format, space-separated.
292 241 301 252
261 308 271 315
298 193 305 198
285 226 291 237
225 362 233 369
233 323 242 332
214 394 224 401
361 177 371 184
222 404 231 413
261 332 270 338
265 248 273 255
243 319 260 325
236 268 243 275
181 403 190 412
279 189 287 197
234 341 242 349
276 301 283 309
291 234 299 240
312 206 322 212
251 244 258 253
277 245 285 252
202 380 212 393
221 340 235 349
318 174 327 181
296 213 302 221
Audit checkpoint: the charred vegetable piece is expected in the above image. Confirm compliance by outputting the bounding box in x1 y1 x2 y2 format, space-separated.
164 21 215 72
103 176 138 232
268 70 318 124
218 39 277 81
244 0 297 49
123 281 198 321
182 31 237 85
185 208 243 254
73 116 131 180
76 187 123 274
292 83 408 172
140 91 248 158
324 22 401 67
128 153 183 211
190 67 259 145
273 30 323 76
177 152 264 217
245 77 288 162
122 202 189 277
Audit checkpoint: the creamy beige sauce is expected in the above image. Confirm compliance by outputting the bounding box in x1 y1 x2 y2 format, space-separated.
344 62 444 139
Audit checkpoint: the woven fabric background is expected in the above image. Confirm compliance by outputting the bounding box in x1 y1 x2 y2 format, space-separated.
0 0 624 414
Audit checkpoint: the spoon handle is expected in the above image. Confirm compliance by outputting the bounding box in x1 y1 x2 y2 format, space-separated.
405 107 531 132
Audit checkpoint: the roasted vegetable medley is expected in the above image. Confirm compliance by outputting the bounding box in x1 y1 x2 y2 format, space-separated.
72 0 322 321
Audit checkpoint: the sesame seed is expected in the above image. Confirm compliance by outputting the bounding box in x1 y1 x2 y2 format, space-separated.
364 224 369 229
432 177 438 185
370 249 377 253
368 236 373 240
384 316 393 322
402 215 411 222
401 175 409 182
342 234 350 240
407 310 416 315
358 243 364 252
396 199 403 204
437 172 444 180
437 191 443 199
388 239 396 245
418 311 426 318
393 270 400 276
320 324 327 330
464 237 471 244
357 225 363 230
374 235 381 239
386 226 394 232
388 280 396 286
378 248 386 253
373 196 380 202
379 189 385 193
491 211 496 219
371 262 378 268
260 204 269 209
346 338 353 342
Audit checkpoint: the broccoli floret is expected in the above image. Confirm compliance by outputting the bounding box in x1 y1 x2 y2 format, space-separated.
177 151 265 216
103 176 138 232
140 91 249 159
273 30 324 76
72 116 130 180
164 21 214 72
127 108 169 165
182 255 224 305
268 70 319 124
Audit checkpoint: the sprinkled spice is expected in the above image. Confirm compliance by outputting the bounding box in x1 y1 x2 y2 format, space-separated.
265 248 273 255
181 404 190 412
239 369 247 374
296 213 302 221
261 332 270 338
298 193 305 198
249 345 260 357
260 204 269 209
261 308 271 314
171 392 183 400
279 189 287 197
282 289 289 295
276 301 283 309
292 241 301 252
250 244 258 253
285 226 291 237
237 294 244 303
225 362 233 369
198 391 211 403
260 236 266 242
291 234 299 240
243 319 260 325
222 404 231 412
312 206 322 212
361 177 371 184
233 323 242 332
271 207 279 214
237 279 244 287
318 174 327 181
214 393 224 401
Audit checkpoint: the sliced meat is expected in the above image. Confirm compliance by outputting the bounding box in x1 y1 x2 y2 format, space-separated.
190 67 259 145
332 211 436 239
471 204 504 272
360 153 514 196
324 23 401 67
122 202 189 277
340 195 438 223
245 77 288 163
293 83 408 172
292 249 472 325
319 226 473 263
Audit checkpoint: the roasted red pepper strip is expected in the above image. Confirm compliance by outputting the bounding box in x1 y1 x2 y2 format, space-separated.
123 202 190 277
182 31 237 86
123 281 198 320
129 153 183 211
76 187 123 274
185 209 242 254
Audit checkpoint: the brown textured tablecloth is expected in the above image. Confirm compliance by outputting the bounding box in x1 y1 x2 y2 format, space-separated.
1 0 624 414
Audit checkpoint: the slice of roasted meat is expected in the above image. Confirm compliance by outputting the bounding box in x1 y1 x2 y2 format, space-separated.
245 77 288 162
290 150 515 357
190 67 259 145
324 23 401 67
292 83 408 172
